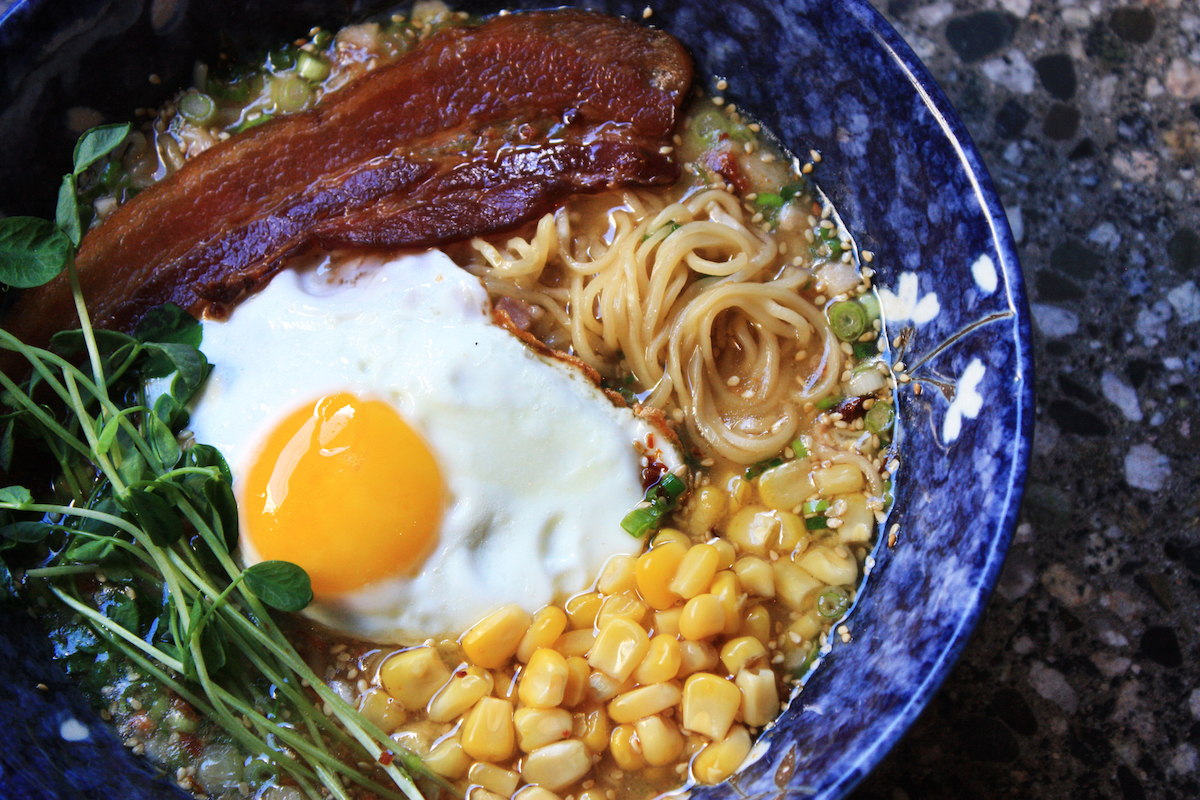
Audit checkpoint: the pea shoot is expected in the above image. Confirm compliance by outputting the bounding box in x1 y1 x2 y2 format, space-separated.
0 126 445 800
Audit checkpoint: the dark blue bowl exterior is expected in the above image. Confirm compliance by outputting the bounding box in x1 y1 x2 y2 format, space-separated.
0 0 1033 798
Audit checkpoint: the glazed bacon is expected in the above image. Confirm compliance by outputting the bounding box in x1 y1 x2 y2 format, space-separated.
3 10 691 348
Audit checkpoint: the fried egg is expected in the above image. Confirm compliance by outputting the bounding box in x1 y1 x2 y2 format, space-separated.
182 250 683 642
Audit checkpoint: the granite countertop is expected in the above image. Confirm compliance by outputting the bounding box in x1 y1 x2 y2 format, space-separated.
853 1 1198 798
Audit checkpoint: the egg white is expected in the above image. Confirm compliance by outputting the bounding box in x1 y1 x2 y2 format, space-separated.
182 250 683 642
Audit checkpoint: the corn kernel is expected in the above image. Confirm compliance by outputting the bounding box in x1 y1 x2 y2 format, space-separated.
607 682 682 723
565 592 603 629
788 611 823 642
595 593 648 629
554 629 596 659
519 740 592 792
428 666 494 723
709 538 737 570
426 735 470 779
652 527 691 549
514 707 574 752
588 617 650 681
669 544 720 600
357 688 406 734
597 555 638 595
723 506 774 556
633 634 682 685
757 458 816 511
837 493 875 544
681 673 741 741
735 667 779 727
578 707 610 753
677 640 719 677
797 545 857 586
635 541 687 609
652 607 683 637
492 669 518 702
515 787 562 800
687 486 727 538
692 725 751 784
679 594 725 641
776 511 808 554
733 556 775 599
380 647 452 710
772 559 823 610
561 657 590 707
468 762 520 797
520 648 570 708
634 714 684 766
610 724 646 771
461 697 515 762
710 570 743 635
586 669 635 704
813 463 864 496
462 605 532 670
470 787 507 800
719 636 768 676
741 605 771 643
517 607 569 664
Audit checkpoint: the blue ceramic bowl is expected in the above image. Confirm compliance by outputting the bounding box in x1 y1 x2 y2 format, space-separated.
0 0 1033 798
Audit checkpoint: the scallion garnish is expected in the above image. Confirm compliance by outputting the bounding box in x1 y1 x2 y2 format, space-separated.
178 91 218 126
827 300 867 342
802 498 829 515
296 51 332 83
864 400 895 435
816 586 851 619
744 457 784 480
621 504 665 538
790 437 809 458
815 394 842 412
755 192 784 207
805 515 829 531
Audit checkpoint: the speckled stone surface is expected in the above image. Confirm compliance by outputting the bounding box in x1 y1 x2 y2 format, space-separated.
851 2 1200 799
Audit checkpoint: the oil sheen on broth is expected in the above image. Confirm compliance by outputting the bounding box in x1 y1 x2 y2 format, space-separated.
58 6 897 800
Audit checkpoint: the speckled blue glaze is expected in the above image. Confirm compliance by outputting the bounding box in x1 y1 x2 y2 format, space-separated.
0 0 1032 798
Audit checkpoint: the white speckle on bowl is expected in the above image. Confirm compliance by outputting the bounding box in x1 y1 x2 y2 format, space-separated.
1124 444 1171 491
942 358 986 444
60 718 90 742
877 272 940 325
1101 371 1142 422
971 253 997 295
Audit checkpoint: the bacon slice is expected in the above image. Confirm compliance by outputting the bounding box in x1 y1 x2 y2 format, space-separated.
3 10 691 351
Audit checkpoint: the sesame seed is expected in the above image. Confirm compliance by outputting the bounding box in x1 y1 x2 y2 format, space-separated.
863 250 874 262
642 6 653 18
888 532 897 547
914 383 923 395
659 145 673 154
713 96 725 106
810 149 822 163
802 162 813 174
898 373 911 383
716 78 729 91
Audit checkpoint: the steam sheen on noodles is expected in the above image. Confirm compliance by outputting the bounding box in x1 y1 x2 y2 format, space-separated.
467 187 845 464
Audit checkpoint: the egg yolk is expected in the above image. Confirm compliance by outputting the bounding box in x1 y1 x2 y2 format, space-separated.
241 392 443 596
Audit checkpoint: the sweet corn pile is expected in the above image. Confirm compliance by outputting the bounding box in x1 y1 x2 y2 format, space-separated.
346 457 879 800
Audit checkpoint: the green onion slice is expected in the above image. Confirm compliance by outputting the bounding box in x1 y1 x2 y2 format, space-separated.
815 395 841 412
755 192 784 207
655 472 686 499
802 498 829 515
178 92 217 126
790 437 809 458
864 401 895 435
805 515 829 531
827 300 867 342
816 586 851 619
296 51 332 83
621 504 665 538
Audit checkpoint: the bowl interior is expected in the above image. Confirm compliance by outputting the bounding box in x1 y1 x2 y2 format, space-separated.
0 1 1033 798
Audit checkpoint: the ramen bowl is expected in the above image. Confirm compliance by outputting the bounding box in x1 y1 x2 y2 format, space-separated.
0 0 1032 797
